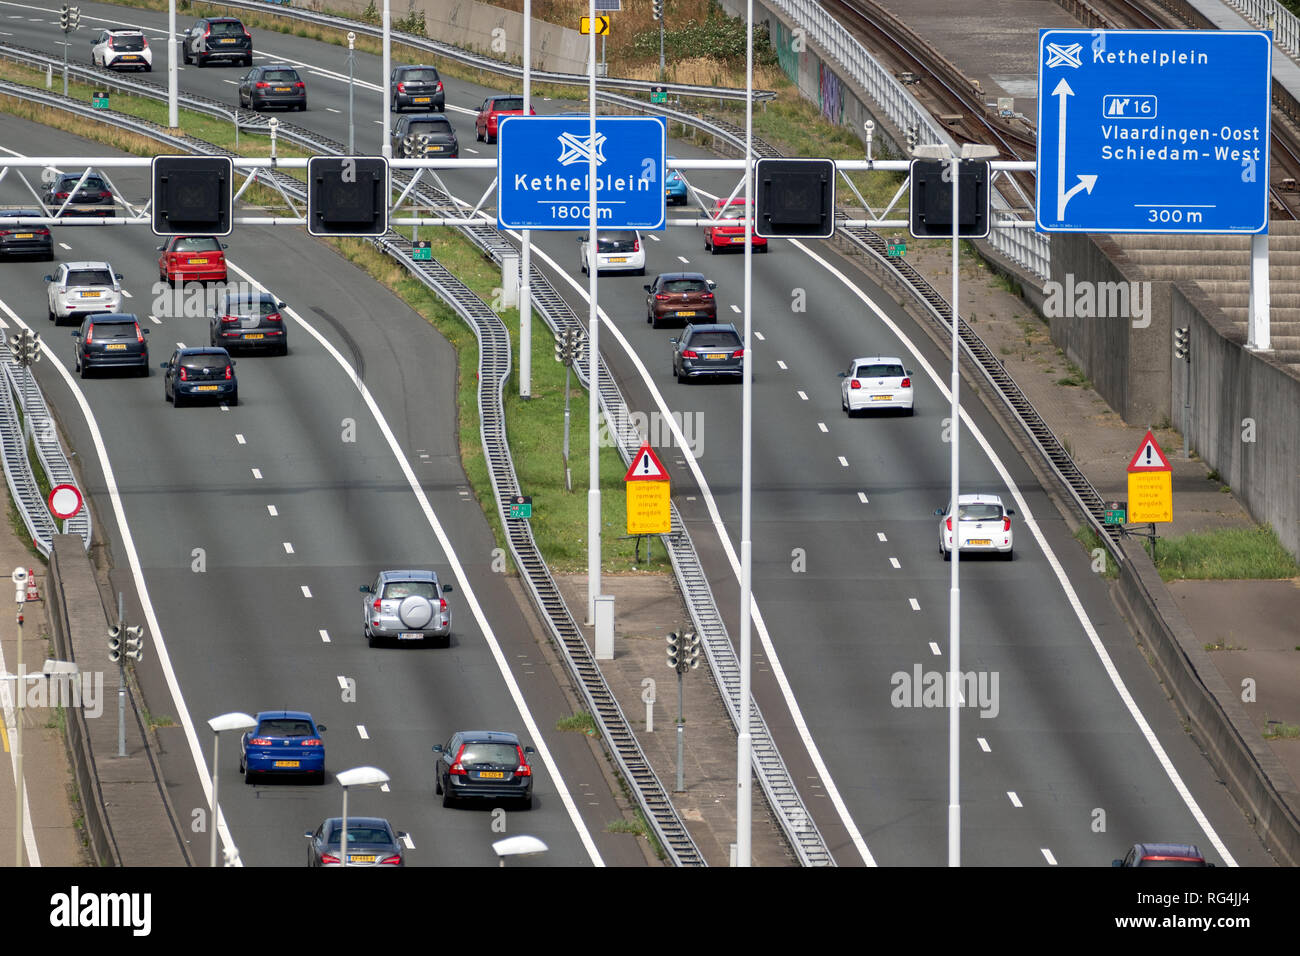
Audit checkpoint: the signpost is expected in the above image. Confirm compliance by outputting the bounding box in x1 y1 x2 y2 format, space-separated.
580 16 609 35
887 241 906 257
1126 429 1173 524
497 116 666 230
91 90 109 109
625 442 670 558
1036 29 1270 234
1103 502 1128 526
650 86 667 105
507 495 533 519
412 240 432 261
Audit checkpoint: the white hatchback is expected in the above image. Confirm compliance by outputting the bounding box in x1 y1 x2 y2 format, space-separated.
937 494 1015 560
91 29 153 71
45 261 123 325
840 356 914 416
579 229 646 276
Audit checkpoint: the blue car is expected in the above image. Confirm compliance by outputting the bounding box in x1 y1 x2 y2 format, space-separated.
240 711 326 784
666 156 688 206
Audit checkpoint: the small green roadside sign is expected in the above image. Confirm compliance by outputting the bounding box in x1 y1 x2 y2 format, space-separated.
886 242 906 257
508 495 533 519
650 86 667 105
412 240 432 261
1103 502 1127 525
91 90 109 109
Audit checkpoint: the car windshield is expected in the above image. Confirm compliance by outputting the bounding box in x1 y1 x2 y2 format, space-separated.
958 503 1003 520
257 719 314 737
209 21 245 35
459 742 519 766
66 269 113 286
90 321 136 339
402 69 438 82
172 237 220 252
112 34 146 50
662 279 707 293
687 331 741 349
180 354 231 370
382 581 437 599
263 69 299 82
856 364 904 378
493 97 523 111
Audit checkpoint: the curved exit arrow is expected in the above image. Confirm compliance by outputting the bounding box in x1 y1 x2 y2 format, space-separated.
1053 78 1098 221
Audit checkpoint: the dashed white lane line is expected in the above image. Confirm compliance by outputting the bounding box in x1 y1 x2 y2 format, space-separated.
267 505 277 516
1008 792 1022 808
336 676 348 690
235 433 246 444
909 598 921 611
121 290 132 298
325 107 340 113
929 642 941 656
647 234 660 241
796 390 807 401
978 737 991 753
283 542 294 554
1042 849 1058 866
837 456 848 467
219 402 230 413
754 331 765 341
148 315 160 324
357 725 369 740
730 304 740 313
300 585 312 598
877 532 887 542
400 833 414 849
319 629 331 643
380 782 390 792
57 242 70 250
888 557 900 569
777 360 787 370
817 422 828 433
857 492 868 503
251 467 262 479
222 79 238 86
677 255 689 263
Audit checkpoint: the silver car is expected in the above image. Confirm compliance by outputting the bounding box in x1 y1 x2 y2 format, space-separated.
361 570 453 647
45 261 123 325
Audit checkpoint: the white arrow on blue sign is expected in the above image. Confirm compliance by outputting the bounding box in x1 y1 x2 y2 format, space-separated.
1036 29 1271 234
498 115 666 230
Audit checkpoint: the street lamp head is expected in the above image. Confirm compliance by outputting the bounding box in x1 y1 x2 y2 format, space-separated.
42 659 79 676
911 143 950 160
492 835 548 859
960 144 999 160
337 766 389 789
208 712 257 733
347 31 356 47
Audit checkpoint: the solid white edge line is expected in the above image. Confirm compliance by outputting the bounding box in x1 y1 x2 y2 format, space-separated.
0 294 243 866
0 647 42 866
225 261 605 866
786 238 1237 867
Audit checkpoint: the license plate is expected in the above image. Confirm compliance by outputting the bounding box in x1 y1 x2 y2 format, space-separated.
122 56 139 61
731 237 745 243
398 632 423 640
678 311 696 317
188 258 208 264
871 394 892 401
275 86 291 92
968 539 991 546
414 96 430 103
243 333 264 339
195 384 219 392
609 257 627 263
427 144 444 151
220 38 237 43
105 344 127 351
14 233 33 239
273 760 300 768
706 352 726 360
81 291 102 297
348 855 376 863
477 771 505 779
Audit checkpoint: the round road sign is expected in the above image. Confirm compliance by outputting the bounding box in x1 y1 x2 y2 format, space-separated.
48 484 83 520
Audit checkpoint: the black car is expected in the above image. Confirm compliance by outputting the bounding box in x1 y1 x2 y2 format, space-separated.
239 65 306 112
0 209 53 260
391 114 458 158
210 291 288 354
71 314 149 378
41 170 115 217
181 17 252 67
390 65 445 112
671 323 744 382
161 347 238 406
432 730 535 809
305 817 407 867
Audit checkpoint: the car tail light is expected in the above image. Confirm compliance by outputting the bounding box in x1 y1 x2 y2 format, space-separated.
514 746 532 776
243 27 251 39
300 738 322 747
633 239 640 252
449 745 467 775
294 82 305 89
321 852 340 865
1002 516 1012 532
107 37 115 48
372 597 382 611
135 323 144 343
436 81 443 92
733 348 744 358
266 312 282 322
681 349 698 359
202 25 211 38
247 736 272 746
900 377 911 388
439 598 448 613
379 854 402 865
84 326 93 344
397 81 406 93
98 191 112 200
142 38 149 48
221 313 239 324
256 81 270 89
224 365 233 380
655 293 669 300
54 191 70 200
702 292 713 299
179 367 188 381
850 379 861 389
945 517 952 531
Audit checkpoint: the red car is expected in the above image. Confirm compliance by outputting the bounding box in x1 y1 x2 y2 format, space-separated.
703 198 768 254
157 235 228 284
475 94 535 145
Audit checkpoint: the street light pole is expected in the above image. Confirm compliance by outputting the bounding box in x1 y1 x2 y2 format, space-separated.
520 0 532 399
336 766 389 867
585 0 600 625
381 0 391 158
207 712 256 867
347 32 356 154
13 567 26 867
947 149 961 869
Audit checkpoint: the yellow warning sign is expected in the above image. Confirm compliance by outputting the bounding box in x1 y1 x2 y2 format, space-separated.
1127 471 1172 523
626 481 670 535
580 15 610 35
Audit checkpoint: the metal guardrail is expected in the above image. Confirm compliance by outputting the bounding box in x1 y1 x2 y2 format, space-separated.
0 333 60 556
194 0 776 101
1225 0 1300 63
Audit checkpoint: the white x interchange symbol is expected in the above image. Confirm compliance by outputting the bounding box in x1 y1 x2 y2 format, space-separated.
557 131 607 167
1045 42 1082 68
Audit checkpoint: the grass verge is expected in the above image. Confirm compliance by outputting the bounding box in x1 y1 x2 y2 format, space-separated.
1147 526 1300 581
1072 524 1120 580
555 710 598 735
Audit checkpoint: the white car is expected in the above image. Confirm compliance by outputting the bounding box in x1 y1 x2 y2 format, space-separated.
937 494 1015 560
578 229 645 276
45 262 123 325
90 30 152 71
839 356 914 416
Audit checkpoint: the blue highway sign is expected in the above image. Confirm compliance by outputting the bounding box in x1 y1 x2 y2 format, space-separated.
498 116 666 230
1037 30 1271 234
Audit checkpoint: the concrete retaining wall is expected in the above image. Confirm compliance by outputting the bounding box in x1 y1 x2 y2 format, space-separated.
1171 282 1300 559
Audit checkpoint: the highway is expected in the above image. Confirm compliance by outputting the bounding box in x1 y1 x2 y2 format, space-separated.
0 0 1279 867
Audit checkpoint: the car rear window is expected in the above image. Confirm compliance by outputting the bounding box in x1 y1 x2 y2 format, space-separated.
223 297 277 316
958 503 1003 520
209 21 245 35
493 97 523 111
0 209 42 219
408 121 452 136
382 581 437 599
716 205 747 220
66 269 113 286
64 177 106 191
263 69 299 82
89 321 136 339
112 34 146 50
458 742 519 766
401 69 439 82
332 825 391 844
687 331 741 349
257 719 314 737
663 278 707 293
181 353 232 370
856 364 904 378
172 237 221 252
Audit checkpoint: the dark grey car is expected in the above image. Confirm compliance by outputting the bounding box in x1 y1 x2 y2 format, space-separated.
210 291 288 354
71 314 149 378
391 114 458 158
671 323 744 382
390 65 445 112
41 170 115 217
182 17 252 67
161 347 237 406
239 65 306 111
361 569 453 647
305 817 407 867
433 731 535 809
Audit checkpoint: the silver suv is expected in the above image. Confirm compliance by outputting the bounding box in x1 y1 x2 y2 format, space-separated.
361 570 453 647
46 261 123 325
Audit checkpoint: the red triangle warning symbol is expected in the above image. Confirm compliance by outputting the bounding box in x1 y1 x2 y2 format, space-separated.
1126 430 1172 472
625 443 669 481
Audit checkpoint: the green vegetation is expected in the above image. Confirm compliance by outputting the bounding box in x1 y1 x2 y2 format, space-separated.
1072 524 1119 580
556 711 598 735
627 15 778 66
605 810 666 860
1055 362 1092 388
1264 721 1300 740
1147 526 1300 581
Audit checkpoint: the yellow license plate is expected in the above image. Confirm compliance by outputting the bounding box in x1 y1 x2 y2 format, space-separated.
871 394 892 401
414 96 430 103
477 771 505 779
188 258 208 264
105 344 127 350
706 353 726 360
427 145 444 151
220 38 237 43
196 384 219 391
609 257 627 263
348 855 376 863
81 291 102 297
275 87 291 92
274 759 300 768
15 233 33 239
731 237 745 243
244 333 264 339
968 539 991 546
678 311 696 317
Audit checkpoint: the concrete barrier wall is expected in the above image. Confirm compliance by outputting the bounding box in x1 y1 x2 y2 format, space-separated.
318 0 591 73
1171 282 1300 559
